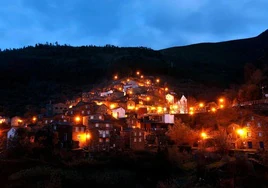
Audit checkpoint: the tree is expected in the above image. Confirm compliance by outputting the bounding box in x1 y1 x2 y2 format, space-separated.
166 119 198 146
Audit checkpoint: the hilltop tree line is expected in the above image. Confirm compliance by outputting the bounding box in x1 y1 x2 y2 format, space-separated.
0 37 268 116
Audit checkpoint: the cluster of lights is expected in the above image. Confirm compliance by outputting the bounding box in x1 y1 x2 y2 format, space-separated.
218 98 225 109
189 107 194 115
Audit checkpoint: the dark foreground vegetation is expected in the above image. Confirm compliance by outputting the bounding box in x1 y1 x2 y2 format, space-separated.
1 146 268 188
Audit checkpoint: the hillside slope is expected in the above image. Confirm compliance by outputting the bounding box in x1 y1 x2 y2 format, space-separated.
0 30 268 115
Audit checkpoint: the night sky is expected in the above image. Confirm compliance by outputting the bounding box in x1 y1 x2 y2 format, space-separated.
0 0 267 50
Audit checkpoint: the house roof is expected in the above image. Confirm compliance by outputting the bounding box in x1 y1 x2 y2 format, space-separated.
112 107 125 111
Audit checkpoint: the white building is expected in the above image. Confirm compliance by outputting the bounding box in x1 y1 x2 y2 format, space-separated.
178 95 188 114
162 114 174 124
111 107 126 119
7 127 19 139
123 81 139 92
100 90 113 97
166 94 174 104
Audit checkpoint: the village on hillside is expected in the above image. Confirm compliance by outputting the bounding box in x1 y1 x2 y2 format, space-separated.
1 71 268 154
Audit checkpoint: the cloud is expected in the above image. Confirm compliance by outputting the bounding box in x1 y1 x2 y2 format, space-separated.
0 0 267 50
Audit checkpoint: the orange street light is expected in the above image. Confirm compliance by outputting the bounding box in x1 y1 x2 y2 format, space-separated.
110 104 116 109
199 103 204 108
32 117 37 121
146 96 150 101
114 75 118 80
18 119 23 123
236 129 245 136
189 111 194 115
219 98 224 103
211 107 216 112
141 75 144 79
75 116 81 122
220 104 224 109
136 71 140 75
86 133 91 139
156 79 160 83
201 132 207 139
165 87 168 92
127 78 130 82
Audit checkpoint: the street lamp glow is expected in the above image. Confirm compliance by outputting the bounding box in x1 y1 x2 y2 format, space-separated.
199 103 204 108
220 104 224 109
75 116 81 122
201 132 207 139
156 79 160 83
189 111 194 115
165 87 168 91
189 107 194 111
146 96 150 101
237 129 245 136
86 133 91 139
141 75 144 79
136 71 140 75
219 98 224 103
211 107 216 112
32 117 37 121
114 75 118 80
110 104 116 109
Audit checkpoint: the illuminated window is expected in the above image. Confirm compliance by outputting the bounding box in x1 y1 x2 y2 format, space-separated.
246 122 250 127
87 111 90 114
99 138 103 143
106 138 110 142
95 123 99 127
99 115 102 119
134 132 137 136
105 130 109 134
139 138 142 142
82 110 84 114
71 111 73 114
251 116 254 120
139 132 142 136
247 132 251 137
75 127 79 132
90 116 94 119
258 132 263 137
257 122 261 127
134 138 137 142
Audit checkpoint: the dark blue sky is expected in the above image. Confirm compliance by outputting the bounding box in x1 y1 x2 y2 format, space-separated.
0 0 267 50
